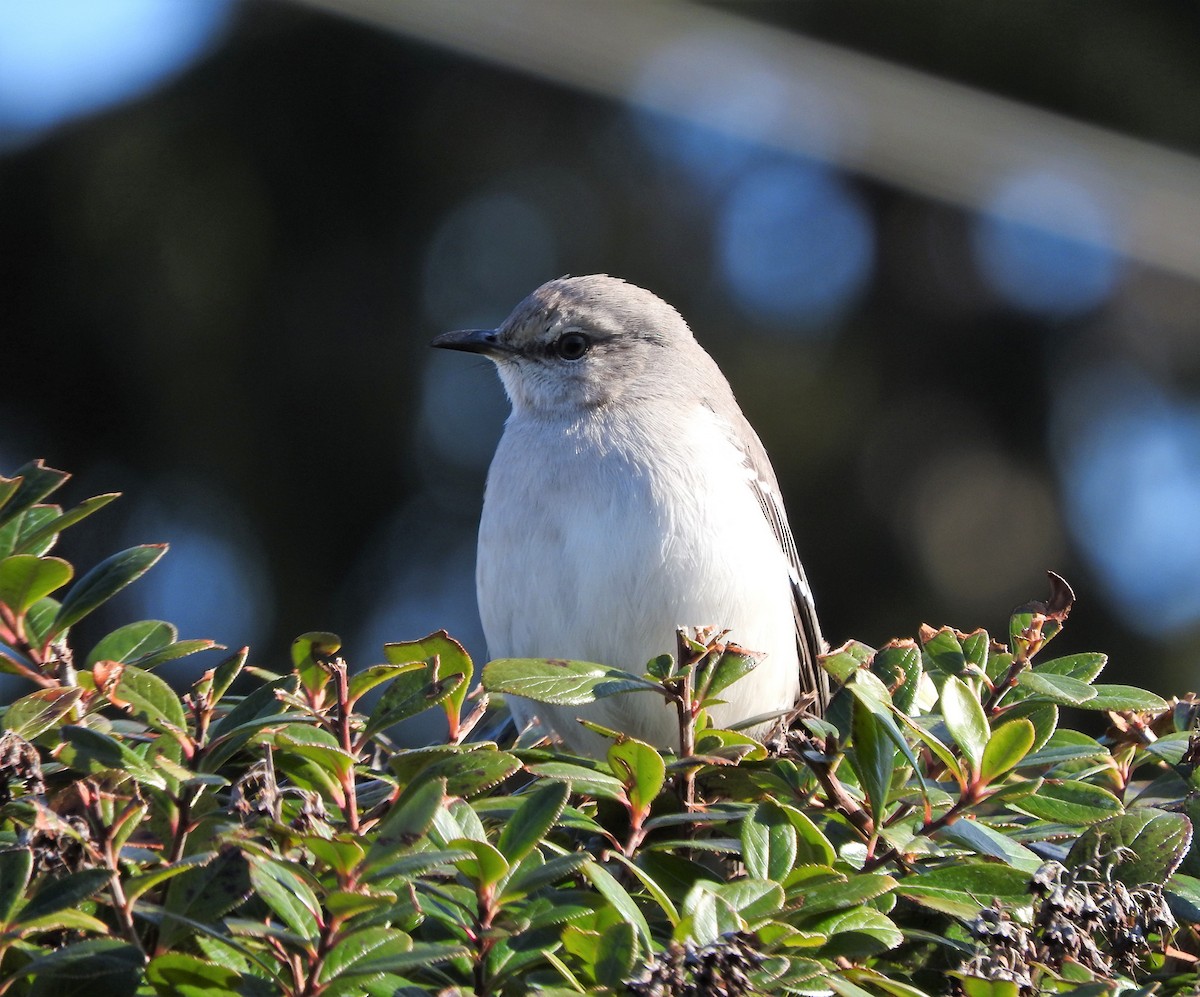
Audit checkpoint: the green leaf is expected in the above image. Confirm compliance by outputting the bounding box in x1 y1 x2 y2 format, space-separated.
202 675 299 770
363 661 466 737
0 554 72 613
124 853 218 905
896 863 1032 917
1010 779 1124 825
872 640 922 714
25 596 60 645
19 939 143 997
978 717 1034 782
502 851 591 901
51 544 168 636
933 819 1043 872
18 868 112 923
384 630 473 728
482 656 660 705
921 628 968 681
812 906 903 959
589 919 636 989
850 696 896 826
940 676 989 774
1080 684 1169 712
1 687 83 738
742 801 798 883
957 979 1020 997
0 507 59 560
1015 670 1097 706
317 926 412 983
1034 652 1107 683
392 746 521 799
110 664 189 735
1018 729 1108 769
0 848 33 926
581 859 652 949
86 620 176 668
365 778 446 868
159 849 253 950
608 737 665 817
789 873 897 921
12 493 120 556
0 461 68 517
249 856 321 940
698 643 762 701
1066 808 1192 886
525 761 626 800
291 631 340 699
497 779 569 866
146 953 246 997
273 723 354 781
59 725 167 789
451 838 509 888
994 700 1057 753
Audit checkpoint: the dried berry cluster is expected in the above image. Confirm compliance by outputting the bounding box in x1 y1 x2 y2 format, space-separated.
961 857 1176 993
0 730 44 804
627 931 765 997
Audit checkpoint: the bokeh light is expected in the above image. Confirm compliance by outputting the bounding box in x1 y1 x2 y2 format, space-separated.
422 190 558 329
1053 366 1200 634
972 170 1124 317
717 161 874 333
0 0 231 140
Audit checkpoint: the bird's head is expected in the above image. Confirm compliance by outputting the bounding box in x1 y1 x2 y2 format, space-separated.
432 275 695 416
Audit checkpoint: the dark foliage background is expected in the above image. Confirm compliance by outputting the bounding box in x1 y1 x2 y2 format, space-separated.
3 1 1199 723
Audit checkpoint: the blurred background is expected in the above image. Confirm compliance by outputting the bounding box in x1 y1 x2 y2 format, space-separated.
2 0 1199 719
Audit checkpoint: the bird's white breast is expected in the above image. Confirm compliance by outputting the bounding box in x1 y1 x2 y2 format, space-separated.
477 401 800 753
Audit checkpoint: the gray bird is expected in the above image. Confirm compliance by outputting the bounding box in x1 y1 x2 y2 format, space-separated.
432 275 828 755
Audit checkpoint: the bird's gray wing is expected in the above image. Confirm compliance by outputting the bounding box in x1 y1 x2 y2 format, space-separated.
737 422 831 713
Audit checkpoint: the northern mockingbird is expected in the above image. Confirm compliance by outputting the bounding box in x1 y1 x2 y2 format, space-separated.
433 275 829 755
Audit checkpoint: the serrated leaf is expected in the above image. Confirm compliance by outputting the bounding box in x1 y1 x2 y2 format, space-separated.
363 660 465 737
921 628 968 681
872 640 922 714
940 676 989 774
896 863 1031 917
392 747 521 799
384 630 474 729
272 723 354 781
608 737 665 817
1066 808 1192 886
1009 779 1123 825
1034 652 1107 683
317 926 413 983
524 760 627 800
978 717 1034 782
482 656 660 706
249 857 321 940
1018 729 1108 769
1 687 82 739
1015 671 1097 706
497 779 569 866
365 778 446 868
502 851 591 901
1081 685 1169 712
51 544 167 636
594 920 638 990
110 664 188 735
59 725 167 789
699 644 762 701
124 853 218 905
812 906 903 959
0 555 72 614
995 700 1057 753
742 801 799 883
790 873 897 921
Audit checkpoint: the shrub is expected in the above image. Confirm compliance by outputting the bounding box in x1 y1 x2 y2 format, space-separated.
1 460 1198 996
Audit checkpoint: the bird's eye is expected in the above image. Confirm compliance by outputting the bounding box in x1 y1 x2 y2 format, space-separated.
554 332 591 361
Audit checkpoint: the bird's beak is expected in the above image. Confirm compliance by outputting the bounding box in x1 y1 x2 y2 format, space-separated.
431 329 505 355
